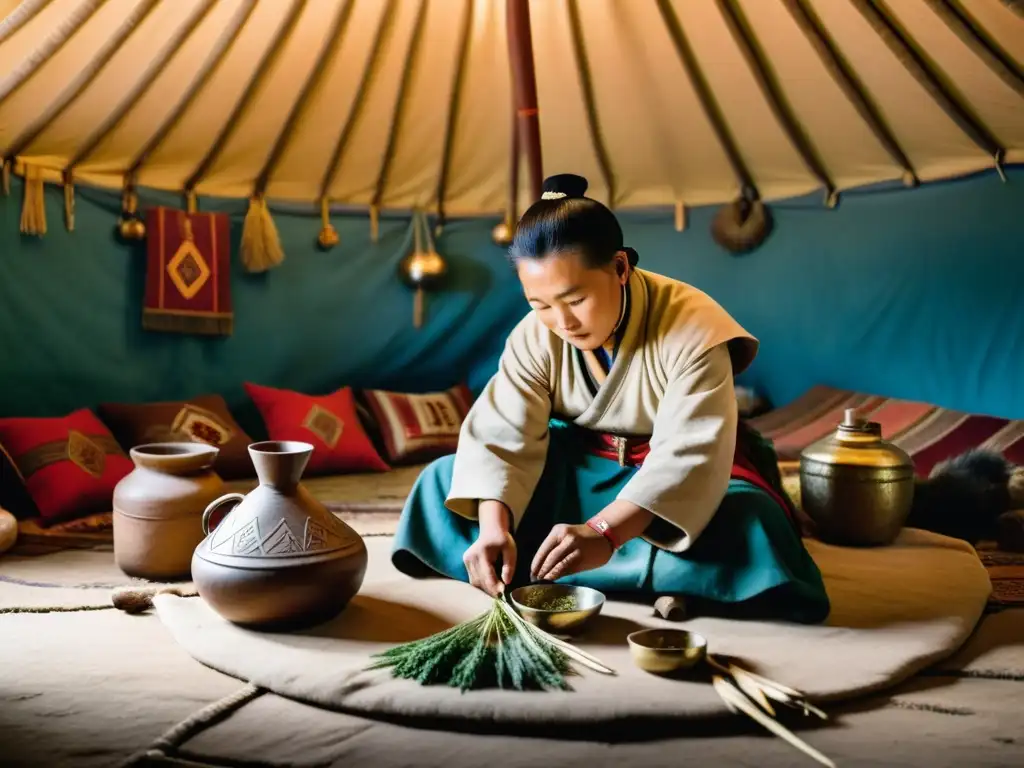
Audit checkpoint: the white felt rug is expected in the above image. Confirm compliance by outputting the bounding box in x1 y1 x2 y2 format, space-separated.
153 530 991 729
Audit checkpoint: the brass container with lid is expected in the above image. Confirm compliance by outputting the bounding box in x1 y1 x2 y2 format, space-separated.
799 408 915 547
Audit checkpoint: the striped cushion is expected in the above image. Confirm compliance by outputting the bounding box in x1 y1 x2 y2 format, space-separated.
361 384 474 465
748 386 1024 477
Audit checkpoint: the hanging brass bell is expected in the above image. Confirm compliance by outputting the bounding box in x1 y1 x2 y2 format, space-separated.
117 215 146 241
317 223 339 250
116 187 146 241
317 198 338 250
491 218 514 246
398 248 447 290
399 210 448 329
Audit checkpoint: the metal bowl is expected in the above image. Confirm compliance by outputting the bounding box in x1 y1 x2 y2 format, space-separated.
626 628 707 674
509 583 605 636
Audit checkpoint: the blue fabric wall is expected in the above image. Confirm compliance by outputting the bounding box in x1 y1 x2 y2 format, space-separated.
1 168 1022 439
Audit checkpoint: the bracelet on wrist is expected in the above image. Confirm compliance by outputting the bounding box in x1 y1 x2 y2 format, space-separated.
586 516 621 551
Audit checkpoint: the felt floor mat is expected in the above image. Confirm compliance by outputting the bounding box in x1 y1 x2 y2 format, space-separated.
151 529 991 734
146 676 1024 768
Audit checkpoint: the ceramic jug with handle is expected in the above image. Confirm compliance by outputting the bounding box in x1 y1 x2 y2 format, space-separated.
191 440 368 630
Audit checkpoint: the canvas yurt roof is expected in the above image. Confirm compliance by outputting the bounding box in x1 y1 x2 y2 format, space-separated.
0 0 1020 219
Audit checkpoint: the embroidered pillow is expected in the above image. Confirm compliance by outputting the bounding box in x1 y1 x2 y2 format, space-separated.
98 395 255 479
243 382 390 476
361 384 473 464
0 409 134 525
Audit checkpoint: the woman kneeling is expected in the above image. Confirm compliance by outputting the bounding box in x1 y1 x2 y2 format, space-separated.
391 174 829 625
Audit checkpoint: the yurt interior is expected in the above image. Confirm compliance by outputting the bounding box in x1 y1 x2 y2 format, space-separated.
1 0 1022 765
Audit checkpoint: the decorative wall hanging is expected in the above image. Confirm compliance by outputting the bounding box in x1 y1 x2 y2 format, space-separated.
142 206 233 336
398 209 447 329
711 192 773 255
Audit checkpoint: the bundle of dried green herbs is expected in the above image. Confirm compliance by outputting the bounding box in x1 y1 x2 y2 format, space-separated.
368 592 614 692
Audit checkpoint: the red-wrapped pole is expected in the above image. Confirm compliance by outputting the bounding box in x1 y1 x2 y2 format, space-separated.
506 0 543 200
508 95 520 222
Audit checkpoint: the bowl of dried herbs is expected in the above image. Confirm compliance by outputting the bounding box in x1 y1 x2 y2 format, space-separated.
510 583 605 636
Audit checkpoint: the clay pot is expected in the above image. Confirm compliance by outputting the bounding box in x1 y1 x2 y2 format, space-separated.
113 443 225 580
191 440 368 631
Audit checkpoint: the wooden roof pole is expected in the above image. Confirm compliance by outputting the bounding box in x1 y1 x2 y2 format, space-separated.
506 0 543 201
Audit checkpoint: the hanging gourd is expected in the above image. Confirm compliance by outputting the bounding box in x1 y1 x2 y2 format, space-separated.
397 208 447 329
711 189 772 255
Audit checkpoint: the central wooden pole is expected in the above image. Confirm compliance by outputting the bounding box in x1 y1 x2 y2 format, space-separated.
506 0 543 201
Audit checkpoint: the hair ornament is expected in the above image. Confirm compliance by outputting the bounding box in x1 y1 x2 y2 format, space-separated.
541 191 567 200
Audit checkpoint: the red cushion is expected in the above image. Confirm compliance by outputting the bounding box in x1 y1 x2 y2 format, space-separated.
0 409 134 525
362 384 473 464
243 382 390 475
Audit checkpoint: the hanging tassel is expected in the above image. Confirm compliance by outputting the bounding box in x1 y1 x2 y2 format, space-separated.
369 203 379 243
674 201 686 232
317 196 338 249
62 171 74 232
240 195 285 273
19 164 46 236
186 190 198 214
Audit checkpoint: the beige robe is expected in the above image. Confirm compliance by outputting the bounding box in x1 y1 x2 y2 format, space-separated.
446 268 758 553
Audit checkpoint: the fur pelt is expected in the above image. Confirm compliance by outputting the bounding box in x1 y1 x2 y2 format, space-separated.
905 449 1015 545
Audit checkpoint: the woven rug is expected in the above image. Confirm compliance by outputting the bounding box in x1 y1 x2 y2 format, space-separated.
977 547 1024 609
747 385 1024 474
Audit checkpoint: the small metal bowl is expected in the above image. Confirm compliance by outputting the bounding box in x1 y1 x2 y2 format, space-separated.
627 628 708 675
509 583 605 636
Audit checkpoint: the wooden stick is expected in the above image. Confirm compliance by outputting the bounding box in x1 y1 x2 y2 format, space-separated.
413 287 424 329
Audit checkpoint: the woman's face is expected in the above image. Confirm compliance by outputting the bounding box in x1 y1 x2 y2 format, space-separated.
517 250 629 350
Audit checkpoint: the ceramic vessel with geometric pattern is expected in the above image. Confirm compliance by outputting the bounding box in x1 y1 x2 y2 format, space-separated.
190 440 368 631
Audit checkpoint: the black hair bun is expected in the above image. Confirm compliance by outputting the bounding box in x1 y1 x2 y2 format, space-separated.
542 173 589 199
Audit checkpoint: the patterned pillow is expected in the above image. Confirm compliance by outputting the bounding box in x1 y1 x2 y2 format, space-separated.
361 384 473 465
243 382 390 476
98 395 255 479
0 409 134 525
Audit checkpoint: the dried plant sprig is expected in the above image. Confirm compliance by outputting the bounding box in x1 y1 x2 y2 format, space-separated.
712 676 835 767
368 592 614 692
707 654 833 767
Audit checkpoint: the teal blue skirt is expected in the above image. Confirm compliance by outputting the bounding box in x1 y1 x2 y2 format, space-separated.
391 420 830 624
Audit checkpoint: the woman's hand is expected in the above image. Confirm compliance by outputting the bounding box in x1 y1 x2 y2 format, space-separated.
530 501 655 582
463 501 517 597
530 523 613 581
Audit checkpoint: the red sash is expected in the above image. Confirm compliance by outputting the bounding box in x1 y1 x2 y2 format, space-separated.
583 429 795 525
